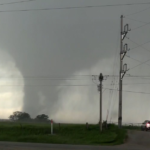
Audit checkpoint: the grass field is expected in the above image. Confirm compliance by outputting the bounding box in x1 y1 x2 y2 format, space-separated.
0 122 127 146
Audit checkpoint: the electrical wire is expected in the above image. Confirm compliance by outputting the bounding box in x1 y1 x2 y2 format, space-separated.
2 75 150 80
129 58 150 71
125 38 150 75
0 78 92 81
107 79 119 121
104 76 150 82
0 75 93 79
109 84 118 122
125 5 150 17
125 17 148 24
0 84 96 87
128 39 150 52
131 21 150 31
124 77 150 80
105 82 150 85
3 74 150 80
102 75 150 79
126 55 150 68
124 83 150 85
0 0 36 6
106 28 120 122
125 75 150 78
0 2 150 12
105 88 150 95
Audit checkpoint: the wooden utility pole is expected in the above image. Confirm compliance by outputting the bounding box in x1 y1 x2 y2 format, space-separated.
118 15 130 128
99 73 103 132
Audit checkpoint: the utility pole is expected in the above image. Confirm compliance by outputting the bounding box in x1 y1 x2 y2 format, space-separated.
98 73 103 132
118 15 130 128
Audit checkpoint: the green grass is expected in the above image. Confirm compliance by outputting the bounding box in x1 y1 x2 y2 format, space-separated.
0 122 127 146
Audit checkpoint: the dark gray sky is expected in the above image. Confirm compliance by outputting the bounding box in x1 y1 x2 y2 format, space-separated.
0 0 150 123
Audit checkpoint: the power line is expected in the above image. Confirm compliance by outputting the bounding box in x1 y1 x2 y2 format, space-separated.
0 78 92 81
123 75 150 80
107 29 120 122
126 78 150 80
126 55 143 63
0 75 93 79
101 75 150 82
129 58 150 71
109 85 118 122
0 0 36 6
4 75 141 80
125 17 148 24
125 6 150 17
128 38 150 52
124 77 150 80
126 75 150 78
131 21 150 31
124 83 150 85
105 82 150 85
0 84 96 87
39 74 149 79
104 75 150 77
3 81 150 86
0 2 150 12
3 79 149 86
126 55 150 68
104 75 150 80
105 88 150 95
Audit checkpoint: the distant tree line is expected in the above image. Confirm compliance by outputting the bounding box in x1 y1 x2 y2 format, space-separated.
9 111 50 123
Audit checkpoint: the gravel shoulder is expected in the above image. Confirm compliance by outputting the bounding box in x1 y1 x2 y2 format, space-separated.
116 130 150 150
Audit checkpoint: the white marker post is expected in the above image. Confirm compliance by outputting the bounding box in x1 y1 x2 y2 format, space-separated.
51 119 53 134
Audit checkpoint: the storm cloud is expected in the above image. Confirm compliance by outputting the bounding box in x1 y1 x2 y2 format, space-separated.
0 0 149 123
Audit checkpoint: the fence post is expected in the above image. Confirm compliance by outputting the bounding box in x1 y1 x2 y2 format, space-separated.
59 123 60 130
106 121 107 129
51 119 53 134
86 122 88 130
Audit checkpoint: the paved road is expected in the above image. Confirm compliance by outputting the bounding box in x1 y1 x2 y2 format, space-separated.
0 130 150 150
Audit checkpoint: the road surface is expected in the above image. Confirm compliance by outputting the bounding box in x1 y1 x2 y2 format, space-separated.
0 130 150 150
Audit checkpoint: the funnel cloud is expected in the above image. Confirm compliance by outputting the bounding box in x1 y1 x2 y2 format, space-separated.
0 0 149 124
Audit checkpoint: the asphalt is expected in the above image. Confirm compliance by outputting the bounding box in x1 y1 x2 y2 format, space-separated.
0 130 150 150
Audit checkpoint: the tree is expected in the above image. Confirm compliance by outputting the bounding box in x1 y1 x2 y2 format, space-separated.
9 111 31 121
35 114 49 122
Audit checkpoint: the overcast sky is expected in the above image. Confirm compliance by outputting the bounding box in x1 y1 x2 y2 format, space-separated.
0 0 150 124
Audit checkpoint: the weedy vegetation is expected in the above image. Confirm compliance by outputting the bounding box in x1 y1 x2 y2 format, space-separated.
0 122 127 145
